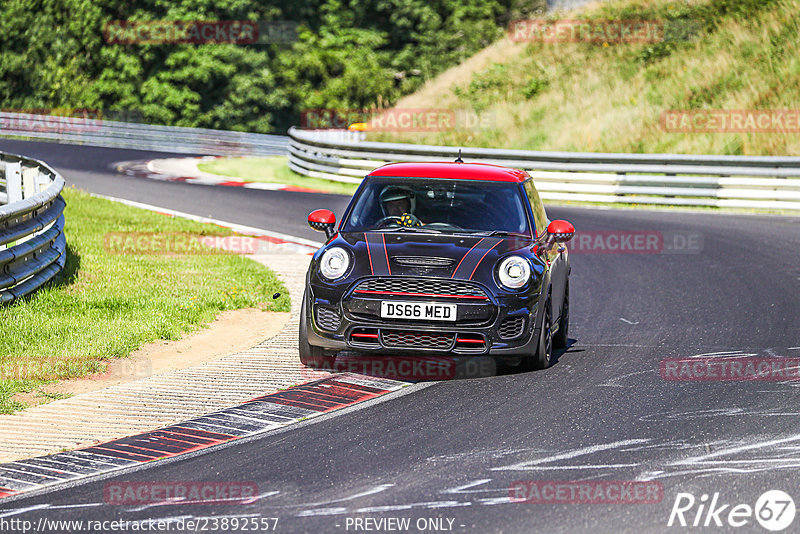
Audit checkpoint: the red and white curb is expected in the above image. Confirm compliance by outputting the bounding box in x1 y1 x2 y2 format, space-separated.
116 158 328 193
0 374 405 501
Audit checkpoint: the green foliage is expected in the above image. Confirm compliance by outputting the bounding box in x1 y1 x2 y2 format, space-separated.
0 0 511 133
522 76 548 99
384 0 798 157
453 64 510 112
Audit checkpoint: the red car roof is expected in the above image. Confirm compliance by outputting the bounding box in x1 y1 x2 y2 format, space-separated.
366 162 529 183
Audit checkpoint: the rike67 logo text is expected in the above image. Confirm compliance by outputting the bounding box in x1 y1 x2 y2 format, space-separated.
668 490 796 531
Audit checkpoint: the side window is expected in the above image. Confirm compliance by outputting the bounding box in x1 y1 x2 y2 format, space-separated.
523 179 548 237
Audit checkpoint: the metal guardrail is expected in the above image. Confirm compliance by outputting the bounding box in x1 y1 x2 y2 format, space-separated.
288 127 800 210
0 112 288 156
0 152 67 304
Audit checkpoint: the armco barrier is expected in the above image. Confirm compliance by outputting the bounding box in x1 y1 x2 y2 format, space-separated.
0 152 67 304
287 127 800 210
0 111 288 156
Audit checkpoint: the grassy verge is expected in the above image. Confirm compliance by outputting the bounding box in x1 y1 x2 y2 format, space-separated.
375 0 800 156
0 187 291 414
198 155 359 196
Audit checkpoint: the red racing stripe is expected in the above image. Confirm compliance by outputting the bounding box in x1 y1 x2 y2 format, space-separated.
364 232 374 275
382 233 391 275
364 233 390 275
469 240 503 280
451 238 484 279
452 238 503 280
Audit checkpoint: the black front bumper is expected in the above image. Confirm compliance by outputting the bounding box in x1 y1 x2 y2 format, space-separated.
304 281 541 358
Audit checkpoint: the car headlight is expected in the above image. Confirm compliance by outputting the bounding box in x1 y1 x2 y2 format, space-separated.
320 247 350 280
497 256 531 289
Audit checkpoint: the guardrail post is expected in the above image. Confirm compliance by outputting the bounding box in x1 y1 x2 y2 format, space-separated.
6 161 22 204
22 167 39 198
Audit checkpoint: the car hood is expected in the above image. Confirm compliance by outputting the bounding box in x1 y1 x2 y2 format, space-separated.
335 231 535 280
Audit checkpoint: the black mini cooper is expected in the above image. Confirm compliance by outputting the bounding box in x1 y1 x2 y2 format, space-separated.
300 161 574 371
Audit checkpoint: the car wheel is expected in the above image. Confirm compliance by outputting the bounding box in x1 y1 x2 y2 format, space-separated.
299 291 335 370
553 280 569 349
523 297 553 371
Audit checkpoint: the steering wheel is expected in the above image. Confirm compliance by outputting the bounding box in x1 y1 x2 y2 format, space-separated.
375 216 402 228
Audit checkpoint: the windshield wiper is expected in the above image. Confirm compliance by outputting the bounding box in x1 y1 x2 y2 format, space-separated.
374 226 442 234
474 231 532 238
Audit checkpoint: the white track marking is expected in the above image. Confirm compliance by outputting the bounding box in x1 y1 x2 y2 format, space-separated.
443 479 496 494
598 369 655 388
619 317 639 325
477 496 513 506
513 464 639 470
0 505 49 518
124 491 280 512
354 501 466 513
296 507 348 517
670 434 800 466
686 350 742 357
490 439 649 471
293 484 395 508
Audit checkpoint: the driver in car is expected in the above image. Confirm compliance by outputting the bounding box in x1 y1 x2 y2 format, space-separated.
379 186 423 227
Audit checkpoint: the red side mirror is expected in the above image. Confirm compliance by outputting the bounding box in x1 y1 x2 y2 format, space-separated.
547 220 575 243
308 209 336 238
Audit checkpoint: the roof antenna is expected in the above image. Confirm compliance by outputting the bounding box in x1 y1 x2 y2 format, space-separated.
455 149 464 163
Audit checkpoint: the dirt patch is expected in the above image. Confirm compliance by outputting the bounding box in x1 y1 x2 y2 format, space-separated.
13 307 291 408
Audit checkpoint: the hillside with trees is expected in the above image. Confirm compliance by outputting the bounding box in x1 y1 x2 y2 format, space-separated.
0 0 542 133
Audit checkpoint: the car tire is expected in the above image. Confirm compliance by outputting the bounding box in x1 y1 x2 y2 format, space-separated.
523 297 553 371
553 280 569 349
299 291 336 370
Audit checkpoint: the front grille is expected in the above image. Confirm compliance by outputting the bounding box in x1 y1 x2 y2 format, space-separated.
392 256 455 267
315 306 341 331
498 316 526 339
381 330 454 350
354 278 488 299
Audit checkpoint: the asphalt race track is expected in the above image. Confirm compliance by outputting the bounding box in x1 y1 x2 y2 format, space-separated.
0 138 347 241
2 139 800 532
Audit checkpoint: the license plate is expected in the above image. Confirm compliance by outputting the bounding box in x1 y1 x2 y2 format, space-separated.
380 301 457 321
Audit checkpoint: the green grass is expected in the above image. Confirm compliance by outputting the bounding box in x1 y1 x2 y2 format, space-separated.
0 188 291 414
377 0 800 156
198 155 359 196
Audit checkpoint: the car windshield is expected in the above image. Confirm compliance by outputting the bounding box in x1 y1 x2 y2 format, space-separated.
342 176 532 235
